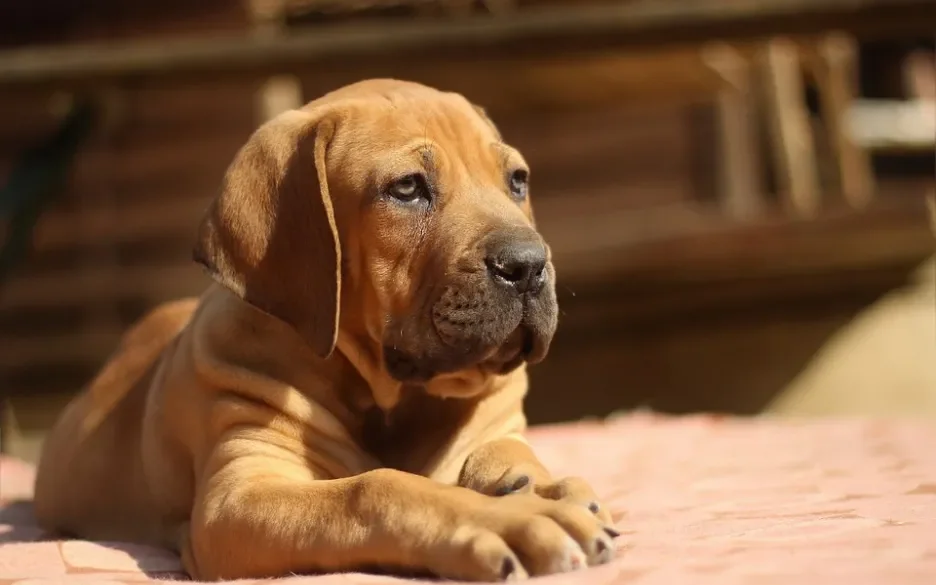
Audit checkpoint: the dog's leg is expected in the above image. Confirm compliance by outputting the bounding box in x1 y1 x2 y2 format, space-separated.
459 437 615 525
185 443 616 581
459 436 552 495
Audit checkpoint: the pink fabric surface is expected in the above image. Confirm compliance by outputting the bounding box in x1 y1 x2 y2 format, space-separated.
2 413 935 584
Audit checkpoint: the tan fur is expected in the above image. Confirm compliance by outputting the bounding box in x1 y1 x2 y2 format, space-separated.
34 80 616 582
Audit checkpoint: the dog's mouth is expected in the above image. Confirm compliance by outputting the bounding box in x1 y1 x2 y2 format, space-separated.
480 326 534 375
383 324 537 384
383 272 557 385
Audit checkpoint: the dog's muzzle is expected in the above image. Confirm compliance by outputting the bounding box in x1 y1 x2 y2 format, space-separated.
383 229 557 384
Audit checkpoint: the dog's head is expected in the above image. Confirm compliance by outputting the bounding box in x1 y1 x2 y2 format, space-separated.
194 79 557 401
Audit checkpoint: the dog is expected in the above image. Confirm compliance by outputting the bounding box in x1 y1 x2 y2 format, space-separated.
33 79 618 581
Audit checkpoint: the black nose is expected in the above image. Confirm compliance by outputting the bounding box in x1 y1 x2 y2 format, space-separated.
485 236 548 295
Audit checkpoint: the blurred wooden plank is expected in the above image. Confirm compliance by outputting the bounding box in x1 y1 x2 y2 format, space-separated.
1 363 97 400
496 101 700 202
703 42 764 220
60 134 242 208
848 99 936 153
761 38 821 218
0 0 933 88
0 0 247 49
182 48 731 113
31 196 208 249
544 195 934 286
903 49 936 101
0 265 206 309
806 34 875 209
551 256 921 347
0 330 125 369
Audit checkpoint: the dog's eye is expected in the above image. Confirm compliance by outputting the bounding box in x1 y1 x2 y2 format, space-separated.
388 174 427 203
508 169 529 199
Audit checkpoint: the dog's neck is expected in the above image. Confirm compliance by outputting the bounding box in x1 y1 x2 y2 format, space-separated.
336 329 405 411
332 327 523 475
335 328 506 412
358 385 474 473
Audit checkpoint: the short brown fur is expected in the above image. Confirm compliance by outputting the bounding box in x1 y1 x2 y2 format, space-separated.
34 79 617 582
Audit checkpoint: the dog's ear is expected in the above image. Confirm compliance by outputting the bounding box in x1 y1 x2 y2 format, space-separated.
193 108 341 358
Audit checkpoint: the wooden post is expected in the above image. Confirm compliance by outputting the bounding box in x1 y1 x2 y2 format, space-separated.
256 74 305 122
807 33 875 209
761 38 822 219
703 41 764 221
246 0 305 123
903 50 936 100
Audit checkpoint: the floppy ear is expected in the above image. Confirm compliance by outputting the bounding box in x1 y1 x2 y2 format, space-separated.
193 108 341 358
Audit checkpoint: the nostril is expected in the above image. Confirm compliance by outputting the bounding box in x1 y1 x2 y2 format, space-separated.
485 236 549 295
487 257 547 295
489 258 529 284
528 262 547 294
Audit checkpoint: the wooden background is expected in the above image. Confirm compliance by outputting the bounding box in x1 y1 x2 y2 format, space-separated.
0 1 933 456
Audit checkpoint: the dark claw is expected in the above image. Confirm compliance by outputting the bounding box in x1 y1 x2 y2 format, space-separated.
500 556 516 580
603 526 621 539
495 475 530 496
595 538 608 555
588 501 600 514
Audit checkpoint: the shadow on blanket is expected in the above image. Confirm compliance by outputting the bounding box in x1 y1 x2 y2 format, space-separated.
0 497 187 579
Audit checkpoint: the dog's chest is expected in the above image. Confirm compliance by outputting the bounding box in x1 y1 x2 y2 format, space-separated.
360 388 472 475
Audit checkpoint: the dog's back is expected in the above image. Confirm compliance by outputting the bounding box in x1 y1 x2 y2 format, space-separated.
33 299 198 544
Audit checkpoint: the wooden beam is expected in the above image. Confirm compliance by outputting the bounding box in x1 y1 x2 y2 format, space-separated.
31 197 208 249
806 33 876 210
0 0 932 88
703 42 764 220
0 330 125 370
544 197 933 286
0 265 205 310
761 38 822 218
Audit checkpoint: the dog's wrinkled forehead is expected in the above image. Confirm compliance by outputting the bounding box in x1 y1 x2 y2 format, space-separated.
319 80 509 183
317 79 492 131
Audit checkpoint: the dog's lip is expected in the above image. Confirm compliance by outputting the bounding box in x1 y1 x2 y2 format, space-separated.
482 328 532 375
385 324 540 382
485 326 534 366
521 328 535 357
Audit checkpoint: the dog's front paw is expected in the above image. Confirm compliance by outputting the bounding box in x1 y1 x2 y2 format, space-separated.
491 471 614 526
434 492 620 581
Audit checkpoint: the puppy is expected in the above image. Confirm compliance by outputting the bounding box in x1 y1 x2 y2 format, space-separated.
33 79 618 581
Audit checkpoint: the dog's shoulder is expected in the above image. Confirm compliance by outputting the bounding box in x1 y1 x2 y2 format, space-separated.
124 298 200 348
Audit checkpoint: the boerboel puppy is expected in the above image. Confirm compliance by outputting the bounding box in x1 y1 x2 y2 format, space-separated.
33 79 619 581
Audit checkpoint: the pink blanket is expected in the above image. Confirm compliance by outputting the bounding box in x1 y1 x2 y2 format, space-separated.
2 413 935 584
